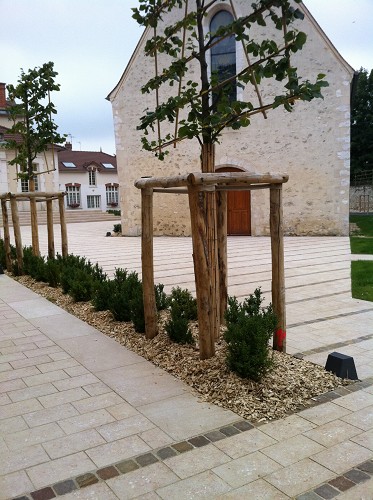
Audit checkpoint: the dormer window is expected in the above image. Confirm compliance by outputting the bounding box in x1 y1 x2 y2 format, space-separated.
88 168 97 186
210 10 237 105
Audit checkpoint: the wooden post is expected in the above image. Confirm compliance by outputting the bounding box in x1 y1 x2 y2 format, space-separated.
141 188 158 339
270 185 286 352
58 194 68 257
46 198 55 259
201 143 220 340
188 186 215 359
29 178 40 256
1 198 12 271
217 190 228 325
9 195 23 274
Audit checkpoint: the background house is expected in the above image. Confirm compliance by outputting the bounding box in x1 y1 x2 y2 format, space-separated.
0 82 59 212
58 143 119 212
108 1 354 237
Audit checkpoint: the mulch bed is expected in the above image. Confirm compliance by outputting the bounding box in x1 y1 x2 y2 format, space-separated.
13 274 351 423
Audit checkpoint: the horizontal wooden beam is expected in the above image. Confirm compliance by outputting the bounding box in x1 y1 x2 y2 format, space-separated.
187 172 289 186
135 172 288 190
153 188 188 194
0 192 66 200
216 184 273 192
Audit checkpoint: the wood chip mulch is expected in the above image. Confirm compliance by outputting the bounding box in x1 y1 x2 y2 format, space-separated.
13 274 352 423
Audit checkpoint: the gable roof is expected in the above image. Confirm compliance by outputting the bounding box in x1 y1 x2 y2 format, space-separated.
58 148 117 173
107 1 354 102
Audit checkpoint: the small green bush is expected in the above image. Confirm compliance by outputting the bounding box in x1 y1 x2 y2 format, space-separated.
155 283 168 311
165 305 194 345
168 287 197 320
107 209 121 216
45 259 61 288
0 239 7 267
224 288 277 381
110 270 142 323
113 223 122 234
23 250 47 282
130 283 145 333
92 280 114 311
69 270 95 302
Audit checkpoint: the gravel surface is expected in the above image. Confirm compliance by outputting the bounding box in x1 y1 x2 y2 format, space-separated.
13 274 351 423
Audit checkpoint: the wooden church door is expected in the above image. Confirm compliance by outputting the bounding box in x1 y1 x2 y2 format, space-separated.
217 167 251 235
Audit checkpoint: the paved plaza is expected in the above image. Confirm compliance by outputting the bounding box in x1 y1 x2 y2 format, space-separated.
0 221 372 499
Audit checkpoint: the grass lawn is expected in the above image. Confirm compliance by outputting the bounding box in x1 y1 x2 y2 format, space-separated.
350 214 373 236
350 236 373 254
351 261 373 302
350 214 373 302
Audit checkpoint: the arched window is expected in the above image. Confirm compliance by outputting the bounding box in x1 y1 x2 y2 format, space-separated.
210 10 237 104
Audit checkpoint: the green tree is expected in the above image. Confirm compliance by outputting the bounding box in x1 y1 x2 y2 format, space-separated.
351 67 373 179
5 61 65 255
6 61 65 185
132 0 328 164
132 0 328 357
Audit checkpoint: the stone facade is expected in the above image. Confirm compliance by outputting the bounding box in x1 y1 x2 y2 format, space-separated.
108 1 354 236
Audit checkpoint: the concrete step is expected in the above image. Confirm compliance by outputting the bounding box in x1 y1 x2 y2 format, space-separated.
1 210 121 227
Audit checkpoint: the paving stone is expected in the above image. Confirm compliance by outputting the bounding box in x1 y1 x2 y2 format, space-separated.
357 460 373 474
136 453 159 467
30 486 56 499
0 470 34 500
23 370 69 388
52 479 77 495
157 447 177 460
328 476 355 492
313 483 339 499
75 473 99 488
38 387 88 409
27 452 96 490
344 468 370 483
115 459 139 474
188 435 210 447
172 441 194 453
0 398 43 420
233 420 254 431
86 435 150 468
204 430 227 442
296 492 324 500
96 466 120 480
219 426 240 437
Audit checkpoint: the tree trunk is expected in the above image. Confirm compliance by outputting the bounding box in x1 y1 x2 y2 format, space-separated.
201 143 220 342
217 190 228 325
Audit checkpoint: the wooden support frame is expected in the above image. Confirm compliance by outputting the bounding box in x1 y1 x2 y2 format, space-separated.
46 198 55 259
9 195 23 274
58 194 68 257
141 188 158 339
1 199 12 271
0 191 68 271
270 185 286 352
135 171 288 359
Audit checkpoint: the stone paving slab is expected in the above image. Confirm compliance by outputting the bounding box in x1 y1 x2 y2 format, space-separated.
1 229 373 499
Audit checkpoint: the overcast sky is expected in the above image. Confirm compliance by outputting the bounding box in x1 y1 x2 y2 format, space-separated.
1 0 372 155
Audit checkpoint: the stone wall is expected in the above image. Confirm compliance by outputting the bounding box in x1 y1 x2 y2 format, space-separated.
109 0 354 236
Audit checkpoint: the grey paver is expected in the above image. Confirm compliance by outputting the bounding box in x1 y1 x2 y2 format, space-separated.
1 235 373 500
